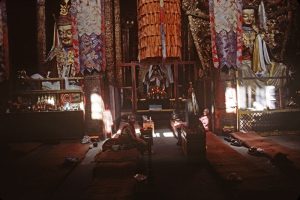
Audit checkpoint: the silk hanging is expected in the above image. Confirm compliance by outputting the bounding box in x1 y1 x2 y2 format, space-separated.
209 0 242 69
70 0 106 73
138 0 181 61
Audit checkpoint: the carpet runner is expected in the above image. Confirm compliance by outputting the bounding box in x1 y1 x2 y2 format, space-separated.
206 132 300 200
0 141 90 200
229 131 300 170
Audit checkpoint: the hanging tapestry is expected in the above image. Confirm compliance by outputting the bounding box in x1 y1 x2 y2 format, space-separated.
0 6 4 70
209 0 242 69
70 0 105 73
70 0 80 75
138 0 181 61
0 1 8 81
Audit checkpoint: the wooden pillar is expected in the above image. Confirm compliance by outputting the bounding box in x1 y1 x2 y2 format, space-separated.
104 0 115 85
213 69 224 134
36 0 46 73
174 63 178 106
131 63 137 112
114 0 122 86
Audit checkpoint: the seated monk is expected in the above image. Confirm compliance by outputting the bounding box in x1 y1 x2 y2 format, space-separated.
102 115 147 153
120 115 147 153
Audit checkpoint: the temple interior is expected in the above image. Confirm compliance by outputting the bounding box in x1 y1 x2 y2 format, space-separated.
0 0 300 200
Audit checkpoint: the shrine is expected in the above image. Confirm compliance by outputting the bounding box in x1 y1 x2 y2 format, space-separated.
0 0 299 139
1 1 300 199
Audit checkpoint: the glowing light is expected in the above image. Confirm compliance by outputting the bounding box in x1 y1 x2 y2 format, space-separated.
247 86 252 108
153 132 161 137
79 101 84 111
255 87 266 109
237 86 246 109
162 132 174 137
90 93 104 120
237 85 277 111
253 101 264 111
103 109 113 133
135 128 141 134
225 87 237 113
265 86 275 109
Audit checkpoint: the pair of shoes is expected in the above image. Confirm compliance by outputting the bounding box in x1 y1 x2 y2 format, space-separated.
230 139 242 147
248 146 264 156
224 136 234 143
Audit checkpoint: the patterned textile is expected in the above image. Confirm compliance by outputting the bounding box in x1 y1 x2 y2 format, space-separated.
209 0 242 69
70 0 105 73
0 7 3 49
70 0 80 74
0 2 7 80
0 6 4 67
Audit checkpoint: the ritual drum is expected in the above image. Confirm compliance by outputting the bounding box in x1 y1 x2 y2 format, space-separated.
137 0 182 61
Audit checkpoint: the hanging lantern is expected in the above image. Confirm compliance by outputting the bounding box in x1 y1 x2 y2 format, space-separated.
137 0 182 62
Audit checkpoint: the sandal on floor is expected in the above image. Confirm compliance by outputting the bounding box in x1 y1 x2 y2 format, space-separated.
224 136 234 143
248 146 264 156
231 140 242 147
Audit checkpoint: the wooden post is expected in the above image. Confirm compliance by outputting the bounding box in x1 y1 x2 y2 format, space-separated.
36 0 46 73
235 70 239 131
132 63 137 112
174 63 178 108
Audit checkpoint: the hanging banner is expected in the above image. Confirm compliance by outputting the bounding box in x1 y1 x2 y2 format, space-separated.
70 0 106 73
209 0 242 69
138 0 181 61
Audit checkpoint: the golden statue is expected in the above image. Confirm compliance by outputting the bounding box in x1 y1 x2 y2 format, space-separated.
239 4 286 87
46 0 76 78
238 3 288 110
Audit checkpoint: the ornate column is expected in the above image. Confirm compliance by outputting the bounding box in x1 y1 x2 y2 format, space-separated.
114 0 122 86
104 0 115 85
36 0 46 73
